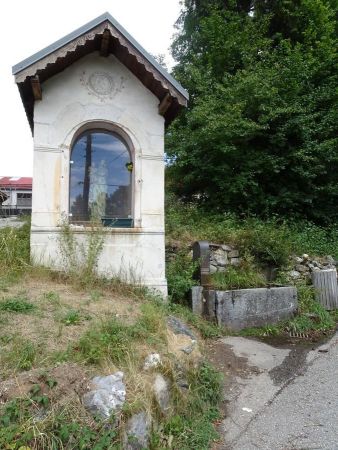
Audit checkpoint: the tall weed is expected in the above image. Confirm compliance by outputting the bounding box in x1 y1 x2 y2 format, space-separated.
58 221 104 285
0 222 30 274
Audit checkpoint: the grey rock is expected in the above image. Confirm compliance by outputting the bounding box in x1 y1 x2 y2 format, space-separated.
154 374 170 415
124 411 150 450
218 266 226 272
176 378 189 391
167 316 196 340
295 264 308 273
143 353 161 370
83 372 126 419
289 270 301 279
180 339 197 355
294 256 303 263
222 245 233 252
210 264 217 274
228 250 239 258
213 248 228 267
326 255 336 265
230 257 241 266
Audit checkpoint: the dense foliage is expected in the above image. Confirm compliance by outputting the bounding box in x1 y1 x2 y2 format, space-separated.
167 0 338 223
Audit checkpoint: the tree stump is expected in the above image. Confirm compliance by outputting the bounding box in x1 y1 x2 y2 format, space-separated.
311 269 338 310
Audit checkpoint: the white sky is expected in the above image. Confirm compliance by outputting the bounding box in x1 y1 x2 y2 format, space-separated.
0 0 182 177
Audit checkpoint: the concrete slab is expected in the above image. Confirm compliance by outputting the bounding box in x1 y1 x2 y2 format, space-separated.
218 337 291 445
221 336 290 371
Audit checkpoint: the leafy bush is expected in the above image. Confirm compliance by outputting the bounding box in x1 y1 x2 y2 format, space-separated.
236 219 293 267
61 309 85 326
167 0 338 223
166 252 199 303
0 296 35 313
289 222 338 258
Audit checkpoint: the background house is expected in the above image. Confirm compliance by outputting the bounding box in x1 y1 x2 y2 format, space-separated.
0 176 32 216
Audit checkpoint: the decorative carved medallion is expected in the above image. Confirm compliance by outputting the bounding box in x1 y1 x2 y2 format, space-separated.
80 71 125 101
89 72 114 95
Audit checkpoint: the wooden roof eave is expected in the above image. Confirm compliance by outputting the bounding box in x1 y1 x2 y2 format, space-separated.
13 14 188 131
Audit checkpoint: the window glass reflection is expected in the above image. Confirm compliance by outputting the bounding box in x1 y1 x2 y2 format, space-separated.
70 131 132 223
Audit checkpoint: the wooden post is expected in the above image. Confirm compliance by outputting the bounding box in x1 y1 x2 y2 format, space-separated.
311 269 338 310
158 93 172 116
100 29 110 57
31 76 42 100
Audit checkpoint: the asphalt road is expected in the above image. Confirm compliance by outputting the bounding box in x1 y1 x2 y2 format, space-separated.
232 333 338 450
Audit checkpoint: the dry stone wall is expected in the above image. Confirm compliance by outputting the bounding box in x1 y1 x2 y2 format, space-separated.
209 244 241 273
288 254 337 281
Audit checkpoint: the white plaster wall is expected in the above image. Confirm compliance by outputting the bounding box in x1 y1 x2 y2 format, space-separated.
32 52 167 295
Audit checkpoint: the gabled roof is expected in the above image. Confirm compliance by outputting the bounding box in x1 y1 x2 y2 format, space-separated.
13 12 188 132
0 177 33 190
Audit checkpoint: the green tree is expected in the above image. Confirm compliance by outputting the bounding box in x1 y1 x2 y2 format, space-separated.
167 0 338 223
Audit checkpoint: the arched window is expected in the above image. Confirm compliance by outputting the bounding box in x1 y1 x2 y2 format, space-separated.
69 130 133 226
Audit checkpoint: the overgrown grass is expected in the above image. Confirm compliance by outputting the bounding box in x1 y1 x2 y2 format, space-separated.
156 362 222 450
0 221 30 275
0 396 120 449
211 265 266 290
287 285 335 334
2 338 38 372
0 363 223 450
166 196 338 309
0 219 226 450
0 298 223 450
168 303 223 339
72 302 167 366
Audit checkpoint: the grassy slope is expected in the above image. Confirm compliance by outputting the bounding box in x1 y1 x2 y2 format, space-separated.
0 222 222 450
1 206 337 448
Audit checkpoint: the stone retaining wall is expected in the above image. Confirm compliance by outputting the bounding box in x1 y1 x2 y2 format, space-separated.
191 286 298 331
209 244 241 273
